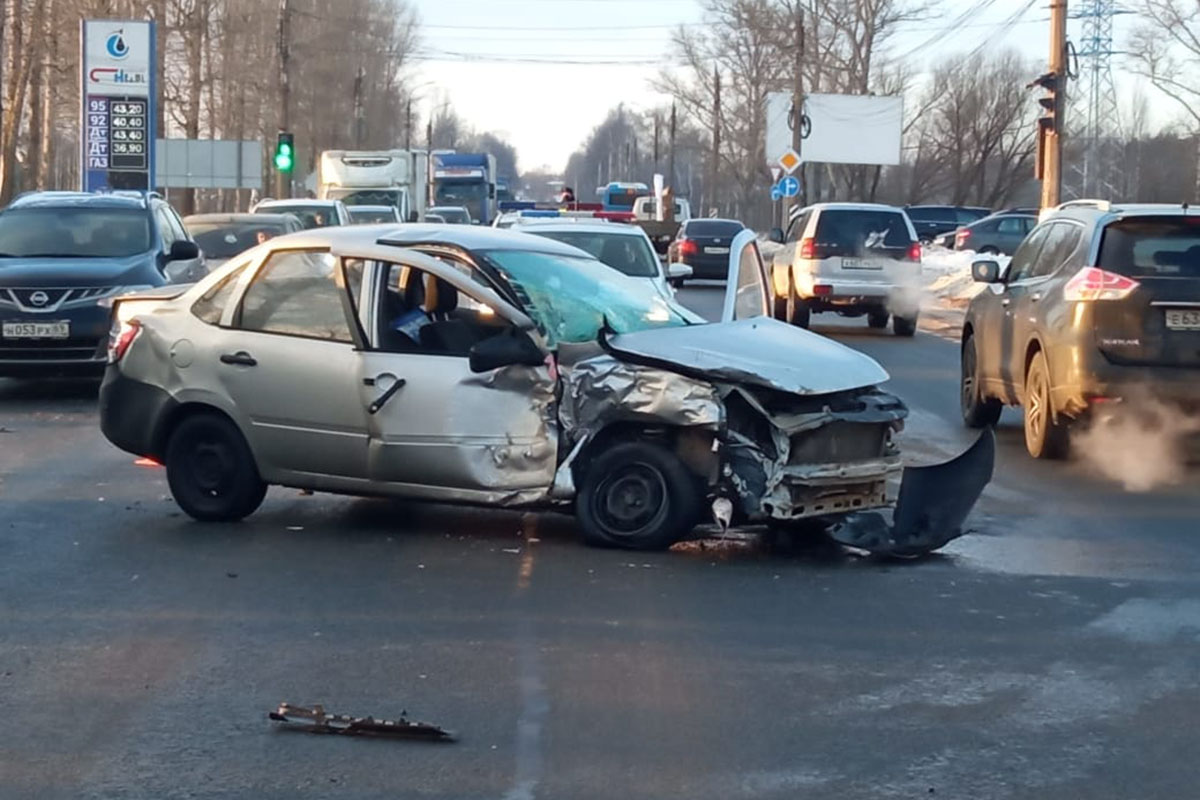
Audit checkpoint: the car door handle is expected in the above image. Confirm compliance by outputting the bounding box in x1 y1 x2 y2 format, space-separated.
1030 292 1042 302
1001 298 1011 308
219 351 257 366
367 376 406 415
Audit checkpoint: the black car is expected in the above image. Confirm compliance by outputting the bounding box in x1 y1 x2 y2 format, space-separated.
905 205 991 242
670 218 746 280
961 201 1200 458
0 191 203 377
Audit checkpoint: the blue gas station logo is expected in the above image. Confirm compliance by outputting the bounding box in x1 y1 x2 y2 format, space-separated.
105 31 129 60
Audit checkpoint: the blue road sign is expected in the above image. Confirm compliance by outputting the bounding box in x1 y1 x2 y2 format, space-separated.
770 186 783 202
779 175 800 198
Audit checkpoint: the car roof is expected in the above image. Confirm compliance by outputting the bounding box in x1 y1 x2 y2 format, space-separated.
7 191 149 210
256 199 340 208
428 205 469 212
515 220 645 236
685 217 743 225
184 213 297 224
807 202 906 213
346 205 396 213
1045 200 1198 225
261 222 596 257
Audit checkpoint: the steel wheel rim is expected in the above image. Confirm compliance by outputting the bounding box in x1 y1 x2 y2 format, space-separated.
189 436 235 498
593 462 668 536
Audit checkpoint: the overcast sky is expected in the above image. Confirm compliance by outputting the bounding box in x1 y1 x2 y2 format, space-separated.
407 0 1154 174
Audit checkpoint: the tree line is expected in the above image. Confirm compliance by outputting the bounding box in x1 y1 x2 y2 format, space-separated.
563 0 1200 229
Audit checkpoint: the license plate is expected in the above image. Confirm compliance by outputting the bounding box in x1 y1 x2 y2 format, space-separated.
842 258 883 270
704 246 729 255
1165 309 1200 330
2 320 70 339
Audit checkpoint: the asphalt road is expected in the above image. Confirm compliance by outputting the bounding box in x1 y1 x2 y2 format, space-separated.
3 283 1200 799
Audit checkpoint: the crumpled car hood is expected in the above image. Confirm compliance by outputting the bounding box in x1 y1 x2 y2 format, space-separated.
604 317 890 395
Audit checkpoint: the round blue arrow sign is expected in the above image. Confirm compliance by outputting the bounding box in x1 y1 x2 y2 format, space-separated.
779 175 800 198
770 186 783 201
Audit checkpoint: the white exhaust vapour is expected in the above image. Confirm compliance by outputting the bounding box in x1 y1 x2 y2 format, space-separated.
1072 392 1200 492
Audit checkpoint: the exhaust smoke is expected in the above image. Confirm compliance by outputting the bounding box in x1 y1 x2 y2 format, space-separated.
1072 393 1200 492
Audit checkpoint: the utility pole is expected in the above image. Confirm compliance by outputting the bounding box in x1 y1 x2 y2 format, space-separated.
791 2 806 214
1040 0 1068 209
653 113 660 172
275 0 292 198
405 99 412 150
711 66 721 217
668 103 677 192
353 66 365 148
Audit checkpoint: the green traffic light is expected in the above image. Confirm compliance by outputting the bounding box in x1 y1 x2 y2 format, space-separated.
274 141 294 172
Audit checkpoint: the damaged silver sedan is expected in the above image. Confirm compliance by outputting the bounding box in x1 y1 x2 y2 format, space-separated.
99 224 992 554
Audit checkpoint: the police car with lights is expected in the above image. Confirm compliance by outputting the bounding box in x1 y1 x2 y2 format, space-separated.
0 191 204 377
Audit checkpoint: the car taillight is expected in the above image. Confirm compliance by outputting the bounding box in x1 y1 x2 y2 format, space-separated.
955 229 970 248
799 237 816 259
908 242 923 262
679 238 698 257
1062 267 1140 302
108 319 141 364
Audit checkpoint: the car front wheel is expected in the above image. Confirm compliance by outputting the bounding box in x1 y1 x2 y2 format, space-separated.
961 335 1002 428
577 442 701 551
893 314 918 337
165 413 267 521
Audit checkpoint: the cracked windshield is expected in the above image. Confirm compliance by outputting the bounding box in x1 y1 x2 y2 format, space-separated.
3 0 1200 797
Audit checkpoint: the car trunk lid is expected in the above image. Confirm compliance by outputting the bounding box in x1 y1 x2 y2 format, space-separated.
1091 216 1200 367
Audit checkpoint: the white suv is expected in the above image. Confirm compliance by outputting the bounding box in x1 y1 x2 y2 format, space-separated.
768 202 923 336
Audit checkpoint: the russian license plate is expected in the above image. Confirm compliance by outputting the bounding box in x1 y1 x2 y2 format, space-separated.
1165 309 1200 330
704 246 730 255
2 320 70 339
842 258 883 270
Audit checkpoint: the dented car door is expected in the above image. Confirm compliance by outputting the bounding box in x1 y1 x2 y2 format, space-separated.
721 229 772 322
338 244 559 505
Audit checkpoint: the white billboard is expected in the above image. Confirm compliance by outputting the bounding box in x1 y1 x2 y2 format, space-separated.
765 92 903 167
156 139 262 189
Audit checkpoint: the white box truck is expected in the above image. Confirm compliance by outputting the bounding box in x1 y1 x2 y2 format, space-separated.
317 150 428 221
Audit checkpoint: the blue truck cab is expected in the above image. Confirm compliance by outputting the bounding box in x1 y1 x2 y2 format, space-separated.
432 153 497 225
599 181 649 213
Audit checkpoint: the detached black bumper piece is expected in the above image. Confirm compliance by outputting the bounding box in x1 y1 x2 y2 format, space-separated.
99 369 177 459
829 429 996 557
269 702 456 742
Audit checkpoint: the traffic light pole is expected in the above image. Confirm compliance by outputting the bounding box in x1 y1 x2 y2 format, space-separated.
276 0 292 199
1041 0 1068 210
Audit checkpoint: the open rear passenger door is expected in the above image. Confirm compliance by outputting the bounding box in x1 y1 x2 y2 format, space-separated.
721 229 771 322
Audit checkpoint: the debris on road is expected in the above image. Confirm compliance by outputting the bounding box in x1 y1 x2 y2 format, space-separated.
268 702 456 742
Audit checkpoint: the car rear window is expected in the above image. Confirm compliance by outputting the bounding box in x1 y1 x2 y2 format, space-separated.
957 208 991 224
0 207 152 258
190 222 288 258
814 210 913 254
530 230 659 277
1097 218 1200 278
686 220 742 237
905 207 953 222
256 205 336 229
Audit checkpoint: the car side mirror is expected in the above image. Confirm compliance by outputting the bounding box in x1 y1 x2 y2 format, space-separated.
972 259 1002 283
168 240 200 261
468 330 545 373
768 227 785 244
667 262 693 288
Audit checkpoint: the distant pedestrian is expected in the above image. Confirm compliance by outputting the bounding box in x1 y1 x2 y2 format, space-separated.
560 187 576 204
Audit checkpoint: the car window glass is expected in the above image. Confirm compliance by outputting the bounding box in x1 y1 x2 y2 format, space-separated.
154 208 178 251
0 207 152 257
165 207 188 242
732 241 766 320
530 231 659 278
375 262 513 356
814 210 913 253
687 220 743 237
237 250 352 342
996 217 1025 235
787 211 810 242
1032 224 1082 278
1022 217 1037 234
1098 218 1200 278
1007 225 1052 282
191 263 248 325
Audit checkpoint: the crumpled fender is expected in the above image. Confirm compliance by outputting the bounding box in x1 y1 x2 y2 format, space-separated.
828 428 996 557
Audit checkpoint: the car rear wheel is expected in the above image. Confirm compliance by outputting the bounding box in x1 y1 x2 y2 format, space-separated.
961 335 1002 428
577 442 701 551
787 284 811 328
867 309 890 329
773 290 787 321
893 314 918 337
1023 351 1069 459
166 413 267 522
